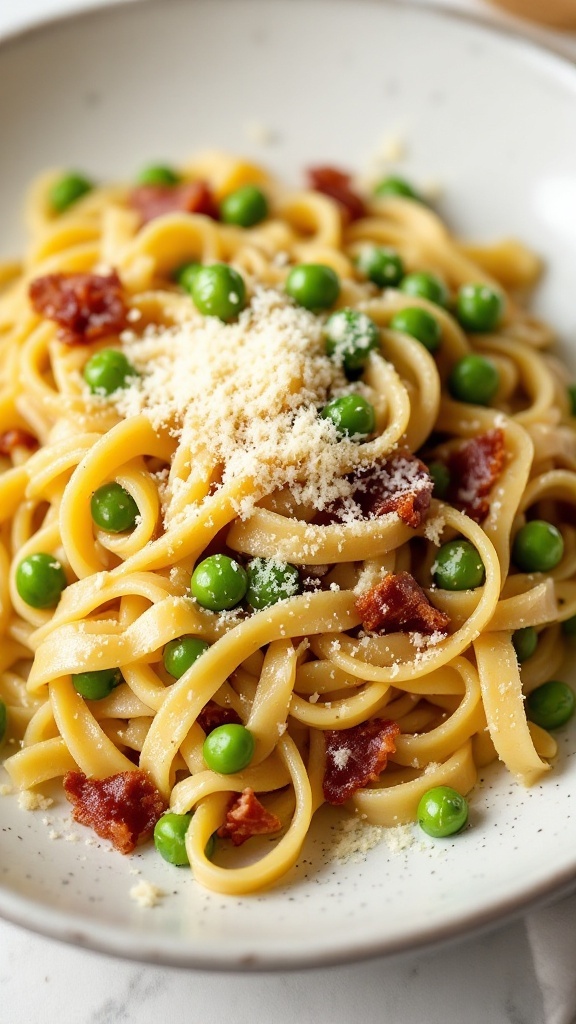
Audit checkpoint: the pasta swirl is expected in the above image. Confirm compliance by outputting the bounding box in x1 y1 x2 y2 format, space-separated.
0 152 575 894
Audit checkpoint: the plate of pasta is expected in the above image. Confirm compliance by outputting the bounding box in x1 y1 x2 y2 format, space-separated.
1 0 576 970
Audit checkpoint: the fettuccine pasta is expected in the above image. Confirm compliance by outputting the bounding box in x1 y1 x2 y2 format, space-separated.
1 153 575 895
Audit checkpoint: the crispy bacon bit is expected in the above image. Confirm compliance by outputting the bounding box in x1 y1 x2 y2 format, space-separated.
306 166 366 223
355 571 450 635
129 181 219 225
315 453 433 529
446 428 506 523
197 701 242 734
217 787 282 847
29 271 128 346
350 451 434 527
63 770 166 854
323 719 400 805
0 428 38 456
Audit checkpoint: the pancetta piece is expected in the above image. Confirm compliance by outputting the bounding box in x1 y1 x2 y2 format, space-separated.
63 770 166 854
0 429 38 456
217 788 282 847
197 701 242 735
446 428 506 522
29 270 128 346
355 571 450 635
129 180 219 225
306 166 366 222
316 452 433 529
323 719 400 805
357 452 433 527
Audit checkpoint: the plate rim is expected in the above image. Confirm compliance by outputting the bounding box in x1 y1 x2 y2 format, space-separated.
1 0 576 970
1 0 576 61
1 855 576 971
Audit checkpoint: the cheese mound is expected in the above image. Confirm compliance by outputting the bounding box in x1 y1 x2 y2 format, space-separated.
116 287 376 519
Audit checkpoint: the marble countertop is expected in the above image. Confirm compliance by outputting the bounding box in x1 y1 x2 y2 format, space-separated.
1 2 574 1022
0 914 545 1024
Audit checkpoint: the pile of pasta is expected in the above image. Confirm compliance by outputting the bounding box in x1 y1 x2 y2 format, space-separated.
1 151 576 896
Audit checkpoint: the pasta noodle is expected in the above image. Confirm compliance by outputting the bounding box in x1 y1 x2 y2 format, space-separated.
1 152 575 896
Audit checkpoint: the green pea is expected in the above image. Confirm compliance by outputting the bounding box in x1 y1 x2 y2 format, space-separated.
562 615 576 638
91 482 139 533
512 520 564 573
374 176 420 201
247 558 301 610
191 554 248 611
448 354 499 406
512 626 538 663
154 812 192 866
83 349 136 396
136 164 180 187
203 723 255 774
355 245 405 288
0 700 7 746
433 539 485 591
285 264 340 311
457 283 504 333
174 261 201 293
16 552 67 609
163 636 210 679
154 813 215 864
191 264 246 322
73 668 122 700
400 272 448 307
321 394 376 439
324 309 380 374
427 461 450 499
220 185 268 227
417 786 469 838
49 173 93 213
526 680 575 730
568 385 576 417
390 307 441 353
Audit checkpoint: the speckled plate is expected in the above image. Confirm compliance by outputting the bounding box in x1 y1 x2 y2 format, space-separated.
1 0 576 971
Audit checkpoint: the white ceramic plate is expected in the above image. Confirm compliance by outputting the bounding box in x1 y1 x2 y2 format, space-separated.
1 0 576 971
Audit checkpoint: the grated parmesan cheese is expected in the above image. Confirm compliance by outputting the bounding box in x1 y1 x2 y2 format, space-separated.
114 287 379 523
423 514 445 546
332 817 432 863
332 748 351 769
129 879 164 908
18 790 54 812
383 823 416 853
332 816 386 863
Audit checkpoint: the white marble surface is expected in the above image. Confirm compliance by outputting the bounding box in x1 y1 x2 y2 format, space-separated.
0 915 546 1024
0 2 574 1023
